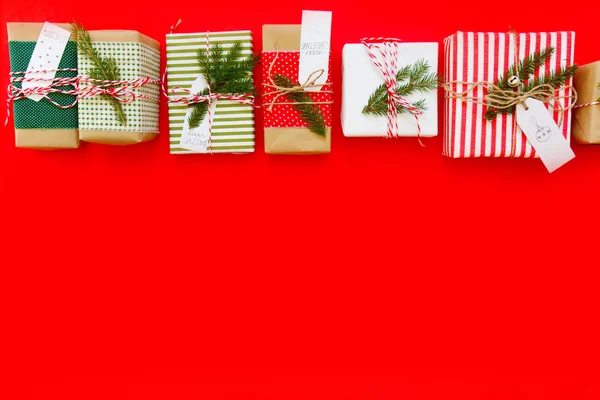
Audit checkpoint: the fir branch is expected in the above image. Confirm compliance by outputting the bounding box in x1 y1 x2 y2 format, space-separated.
187 88 210 129
189 42 258 127
72 22 127 125
485 47 577 120
362 59 438 116
273 74 327 137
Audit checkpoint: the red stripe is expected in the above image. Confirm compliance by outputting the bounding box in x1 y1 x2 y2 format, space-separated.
563 32 573 141
470 33 478 157
500 33 509 157
451 33 458 158
443 38 449 156
490 33 499 157
481 33 489 157
459 32 468 158
521 33 532 158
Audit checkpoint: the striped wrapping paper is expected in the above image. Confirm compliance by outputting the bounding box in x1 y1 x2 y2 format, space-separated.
166 31 255 154
443 31 576 158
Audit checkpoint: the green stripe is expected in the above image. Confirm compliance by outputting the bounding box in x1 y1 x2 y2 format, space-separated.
171 145 254 152
170 131 254 137
169 117 252 123
166 62 206 69
167 43 252 52
169 103 253 111
169 110 253 119
170 137 254 144
167 32 251 40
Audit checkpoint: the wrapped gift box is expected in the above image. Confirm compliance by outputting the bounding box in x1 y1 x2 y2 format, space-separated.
166 30 255 154
572 61 600 144
78 30 160 145
262 24 332 154
443 31 576 158
342 42 438 137
7 22 79 149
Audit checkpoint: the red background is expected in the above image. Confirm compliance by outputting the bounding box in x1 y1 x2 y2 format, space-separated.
1 1 600 399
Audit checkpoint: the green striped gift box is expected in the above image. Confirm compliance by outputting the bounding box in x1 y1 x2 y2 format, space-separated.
166 30 255 154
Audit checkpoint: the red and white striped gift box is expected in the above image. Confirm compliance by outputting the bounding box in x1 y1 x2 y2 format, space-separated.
443 31 576 158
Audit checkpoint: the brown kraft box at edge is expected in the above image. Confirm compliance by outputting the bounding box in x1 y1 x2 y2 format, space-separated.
262 25 331 154
572 61 600 144
78 30 160 145
7 23 80 150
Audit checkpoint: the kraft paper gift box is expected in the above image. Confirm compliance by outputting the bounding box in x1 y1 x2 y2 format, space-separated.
262 25 332 154
443 31 576 158
77 30 161 145
572 61 600 144
7 22 79 149
341 42 439 137
166 30 256 154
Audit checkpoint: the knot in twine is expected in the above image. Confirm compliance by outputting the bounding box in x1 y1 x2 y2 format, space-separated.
262 42 333 112
6 69 160 127
361 37 424 143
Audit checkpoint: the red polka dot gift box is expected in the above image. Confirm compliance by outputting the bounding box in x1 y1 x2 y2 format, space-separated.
262 25 332 154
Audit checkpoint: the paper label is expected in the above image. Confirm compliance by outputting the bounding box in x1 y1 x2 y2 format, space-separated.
179 76 217 153
516 98 575 173
298 10 332 92
22 22 72 102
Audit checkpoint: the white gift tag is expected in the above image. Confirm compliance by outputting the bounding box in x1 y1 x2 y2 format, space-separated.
22 22 71 102
298 10 332 92
179 76 217 153
516 98 575 173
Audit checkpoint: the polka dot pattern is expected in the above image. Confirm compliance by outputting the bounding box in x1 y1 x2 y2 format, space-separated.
9 41 78 129
78 41 161 132
262 51 332 128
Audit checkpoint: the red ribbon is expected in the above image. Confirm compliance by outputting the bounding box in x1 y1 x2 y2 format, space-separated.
361 37 423 142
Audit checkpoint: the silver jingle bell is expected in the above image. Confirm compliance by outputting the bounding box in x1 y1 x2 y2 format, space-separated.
508 75 520 88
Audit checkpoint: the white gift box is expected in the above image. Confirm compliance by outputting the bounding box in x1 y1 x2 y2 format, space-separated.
341 42 438 137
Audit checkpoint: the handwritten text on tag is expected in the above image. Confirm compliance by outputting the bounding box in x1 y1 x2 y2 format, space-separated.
298 10 332 93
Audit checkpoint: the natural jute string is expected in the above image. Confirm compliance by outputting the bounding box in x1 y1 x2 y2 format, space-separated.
262 43 333 112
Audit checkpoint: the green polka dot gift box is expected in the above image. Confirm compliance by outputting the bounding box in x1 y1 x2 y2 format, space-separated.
78 30 161 145
7 23 80 150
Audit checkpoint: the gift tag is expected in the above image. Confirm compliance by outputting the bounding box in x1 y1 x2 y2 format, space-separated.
179 76 217 153
516 98 575 173
22 22 72 102
298 10 332 92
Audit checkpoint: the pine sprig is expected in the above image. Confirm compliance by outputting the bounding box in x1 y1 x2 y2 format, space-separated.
272 74 327 137
187 88 210 128
362 59 438 117
188 42 259 128
72 22 127 125
485 46 577 120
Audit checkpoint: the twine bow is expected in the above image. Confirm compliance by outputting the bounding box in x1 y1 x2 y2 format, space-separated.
262 42 333 111
361 37 424 142
6 68 160 127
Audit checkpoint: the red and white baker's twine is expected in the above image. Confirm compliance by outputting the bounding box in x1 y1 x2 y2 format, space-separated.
6 68 160 126
163 21 256 153
361 37 423 142
573 101 600 109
